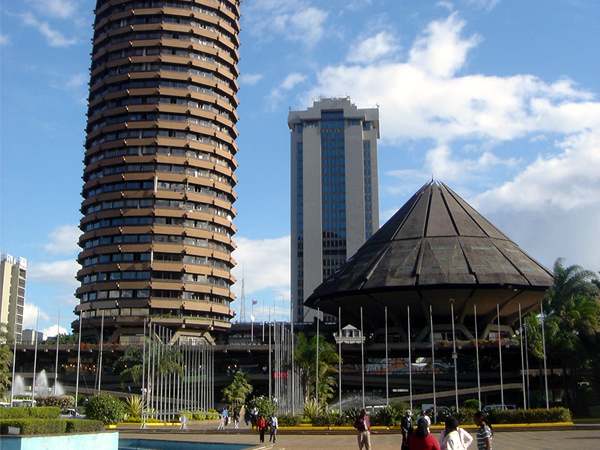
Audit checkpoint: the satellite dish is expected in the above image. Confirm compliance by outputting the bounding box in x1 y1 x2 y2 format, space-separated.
250 315 255 322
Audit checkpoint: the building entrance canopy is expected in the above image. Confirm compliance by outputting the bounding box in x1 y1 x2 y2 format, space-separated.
305 181 553 331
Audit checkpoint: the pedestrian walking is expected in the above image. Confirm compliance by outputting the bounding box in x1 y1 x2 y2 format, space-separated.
222 407 229 426
269 412 279 443
233 407 240 429
401 409 414 450
217 412 225 430
473 411 493 450
354 408 371 450
257 415 267 443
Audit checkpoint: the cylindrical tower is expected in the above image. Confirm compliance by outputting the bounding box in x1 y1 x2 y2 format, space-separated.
74 0 241 344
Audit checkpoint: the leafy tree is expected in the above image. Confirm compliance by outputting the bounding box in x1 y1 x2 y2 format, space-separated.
530 258 600 409
222 370 253 408
44 333 79 345
114 342 183 387
0 324 14 395
246 395 277 418
294 332 340 407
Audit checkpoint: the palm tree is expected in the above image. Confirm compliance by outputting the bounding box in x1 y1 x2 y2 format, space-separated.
115 340 183 386
222 371 253 408
540 258 600 407
294 332 340 406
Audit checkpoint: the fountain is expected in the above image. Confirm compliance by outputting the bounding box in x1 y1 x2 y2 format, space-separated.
13 370 65 397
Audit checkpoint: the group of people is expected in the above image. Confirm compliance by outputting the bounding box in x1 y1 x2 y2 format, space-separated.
400 410 493 450
217 407 241 430
218 406 279 444
256 412 279 443
354 408 493 450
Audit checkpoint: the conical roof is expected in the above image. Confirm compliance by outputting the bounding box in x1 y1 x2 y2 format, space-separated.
305 181 553 328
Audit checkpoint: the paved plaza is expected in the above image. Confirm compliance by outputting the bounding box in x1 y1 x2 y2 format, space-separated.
120 425 600 450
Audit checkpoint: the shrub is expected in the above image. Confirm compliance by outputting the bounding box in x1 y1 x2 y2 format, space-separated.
246 396 277 420
278 413 302 427
312 410 340 426
65 419 105 433
123 394 145 418
463 398 481 410
35 395 75 410
0 418 67 435
589 406 600 418
345 406 362 425
85 393 125 425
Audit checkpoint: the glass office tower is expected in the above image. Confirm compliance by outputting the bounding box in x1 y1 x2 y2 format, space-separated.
288 98 380 323
75 0 241 343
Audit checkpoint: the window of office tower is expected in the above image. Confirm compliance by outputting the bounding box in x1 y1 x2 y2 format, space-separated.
321 111 346 277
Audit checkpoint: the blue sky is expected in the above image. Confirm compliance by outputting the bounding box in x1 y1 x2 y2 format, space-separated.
1 0 599 336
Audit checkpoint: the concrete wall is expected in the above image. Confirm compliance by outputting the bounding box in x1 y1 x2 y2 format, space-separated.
0 431 118 450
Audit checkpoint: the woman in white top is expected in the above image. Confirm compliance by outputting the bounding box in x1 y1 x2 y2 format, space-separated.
440 416 473 450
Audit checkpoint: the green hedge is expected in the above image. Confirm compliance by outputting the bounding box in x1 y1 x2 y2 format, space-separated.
589 406 600 418
0 418 67 435
484 407 571 424
0 407 61 420
36 395 75 410
65 419 105 433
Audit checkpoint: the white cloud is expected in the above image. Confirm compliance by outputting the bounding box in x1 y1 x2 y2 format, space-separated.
28 259 80 288
408 13 480 78
347 31 400 65
26 0 79 19
0 33 10 46
472 129 600 213
239 73 264 86
41 325 70 338
269 73 307 109
425 144 519 182
23 303 51 329
244 1 329 47
464 0 501 12
22 12 77 47
43 224 80 255
305 14 600 147
231 236 291 299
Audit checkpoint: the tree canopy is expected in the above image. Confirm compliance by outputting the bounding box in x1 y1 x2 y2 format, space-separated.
294 332 340 406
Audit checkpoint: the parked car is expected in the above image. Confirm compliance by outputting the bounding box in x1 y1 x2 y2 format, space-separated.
59 409 87 419
483 404 516 411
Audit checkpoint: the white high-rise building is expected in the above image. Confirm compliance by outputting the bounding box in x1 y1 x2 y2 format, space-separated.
288 97 380 323
0 254 27 342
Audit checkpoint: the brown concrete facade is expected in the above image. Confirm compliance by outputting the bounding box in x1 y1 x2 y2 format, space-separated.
74 0 241 344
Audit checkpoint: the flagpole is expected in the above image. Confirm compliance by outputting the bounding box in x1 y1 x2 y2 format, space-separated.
497 304 504 409
474 304 481 410
385 306 389 407
430 305 437 424
519 303 527 410
32 310 40 401
75 312 82 410
451 299 459 412
338 306 342 418
54 310 60 395
407 305 412 411
360 306 365 410
316 308 319 413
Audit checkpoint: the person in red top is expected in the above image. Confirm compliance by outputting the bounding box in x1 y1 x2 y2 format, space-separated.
257 415 267 443
408 417 440 450
354 409 372 450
